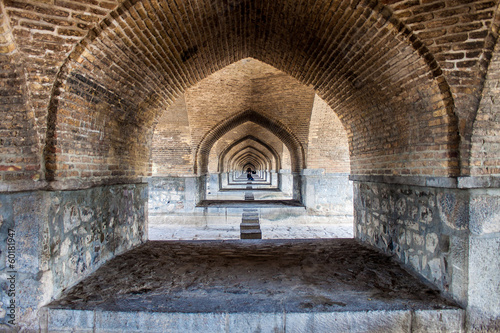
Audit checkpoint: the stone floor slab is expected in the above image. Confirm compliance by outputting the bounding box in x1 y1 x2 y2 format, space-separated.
46 239 462 332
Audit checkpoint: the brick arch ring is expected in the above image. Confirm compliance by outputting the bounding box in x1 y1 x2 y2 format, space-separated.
229 147 272 173
194 110 305 175
218 135 281 173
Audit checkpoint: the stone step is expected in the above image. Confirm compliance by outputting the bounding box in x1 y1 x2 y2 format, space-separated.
240 229 262 239
43 239 464 333
241 217 258 222
242 213 258 218
240 222 260 230
244 192 254 200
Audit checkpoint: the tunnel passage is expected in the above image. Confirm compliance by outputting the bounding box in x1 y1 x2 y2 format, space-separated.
1 0 500 331
147 59 355 241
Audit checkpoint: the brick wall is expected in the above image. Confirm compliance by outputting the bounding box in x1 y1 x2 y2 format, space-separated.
152 95 193 176
387 0 500 175
307 95 350 173
470 35 500 176
0 3 40 188
0 0 498 187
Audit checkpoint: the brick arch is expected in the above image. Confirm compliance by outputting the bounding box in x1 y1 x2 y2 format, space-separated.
227 148 272 173
466 6 500 177
229 147 272 173
470 27 500 178
242 163 256 173
0 3 42 187
42 0 461 184
195 110 304 175
218 135 280 173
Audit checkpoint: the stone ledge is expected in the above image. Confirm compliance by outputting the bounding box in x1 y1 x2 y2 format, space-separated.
0 177 148 193
350 175 500 189
349 175 458 188
457 176 500 189
42 307 465 333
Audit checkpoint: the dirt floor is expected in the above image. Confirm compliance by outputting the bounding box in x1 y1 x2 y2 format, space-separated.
49 239 459 314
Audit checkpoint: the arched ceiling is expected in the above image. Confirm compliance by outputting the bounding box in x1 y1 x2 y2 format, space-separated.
229 146 272 172
218 136 280 173
1 0 499 189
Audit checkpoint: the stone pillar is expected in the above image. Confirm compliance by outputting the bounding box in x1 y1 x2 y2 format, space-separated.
300 169 353 219
467 188 500 331
196 175 208 202
271 171 278 187
220 172 229 188
279 169 293 196
292 172 302 202
208 173 219 195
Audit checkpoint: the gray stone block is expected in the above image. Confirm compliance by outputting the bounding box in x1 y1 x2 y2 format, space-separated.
227 312 284 333
412 309 465 333
285 310 411 333
47 309 94 331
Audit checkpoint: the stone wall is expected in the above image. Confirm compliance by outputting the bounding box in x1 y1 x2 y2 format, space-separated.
302 171 353 222
354 180 500 331
467 189 500 331
0 183 147 331
148 177 199 215
354 181 469 304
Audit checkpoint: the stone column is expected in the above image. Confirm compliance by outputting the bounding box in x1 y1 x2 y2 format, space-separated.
467 188 500 331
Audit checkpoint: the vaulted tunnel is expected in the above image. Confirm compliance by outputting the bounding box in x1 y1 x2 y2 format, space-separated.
1 0 500 331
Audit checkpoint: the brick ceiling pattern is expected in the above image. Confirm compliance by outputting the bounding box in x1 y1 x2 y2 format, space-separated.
1 0 499 189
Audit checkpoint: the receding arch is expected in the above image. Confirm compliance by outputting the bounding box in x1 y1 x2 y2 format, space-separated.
229 148 271 173
218 135 280 173
195 110 305 175
41 0 462 183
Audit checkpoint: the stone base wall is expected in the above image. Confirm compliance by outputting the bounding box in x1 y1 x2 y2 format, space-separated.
148 177 199 214
354 181 469 303
0 184 148 331
278 170 293 196
354 180 500 332
302 171 353 220
467 189 500 331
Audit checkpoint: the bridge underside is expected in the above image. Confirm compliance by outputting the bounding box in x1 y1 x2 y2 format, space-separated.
46 239 463 332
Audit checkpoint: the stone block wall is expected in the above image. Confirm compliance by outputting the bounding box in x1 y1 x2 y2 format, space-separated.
467 189 500 331
354 181 469 304
302 171 353 221
0 184 147 331
148 177 199 215
354 180 500 331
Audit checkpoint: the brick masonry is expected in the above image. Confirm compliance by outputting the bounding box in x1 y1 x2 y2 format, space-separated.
1 1 500 331
1 0 498 187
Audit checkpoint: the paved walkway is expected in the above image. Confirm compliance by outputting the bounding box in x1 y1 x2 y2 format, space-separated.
149 224 354 240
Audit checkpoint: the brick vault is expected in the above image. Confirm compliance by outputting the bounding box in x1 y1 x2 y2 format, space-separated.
0 0 500 331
